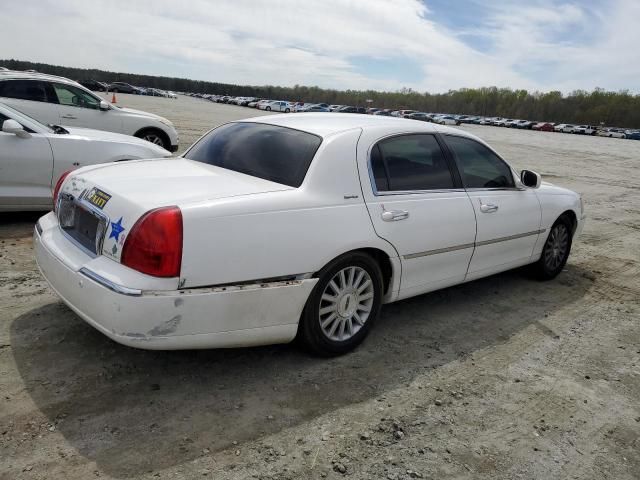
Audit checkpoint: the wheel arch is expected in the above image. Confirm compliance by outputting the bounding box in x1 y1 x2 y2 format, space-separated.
313 247 397 298
558 209 578 235
133 126 170 148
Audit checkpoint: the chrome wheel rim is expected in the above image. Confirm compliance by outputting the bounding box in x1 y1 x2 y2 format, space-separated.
143 134 165 147
544 224 569 270
319 266 374 342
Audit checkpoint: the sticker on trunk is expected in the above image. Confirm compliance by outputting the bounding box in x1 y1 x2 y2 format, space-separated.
85 188 112 209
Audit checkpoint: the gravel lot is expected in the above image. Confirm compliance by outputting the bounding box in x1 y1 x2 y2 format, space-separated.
1 94 639 480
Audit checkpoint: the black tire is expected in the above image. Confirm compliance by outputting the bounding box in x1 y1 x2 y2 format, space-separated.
285 108 290 113
266 106 271 111
532 215 573 280
297 252 383 356
134 128 170 150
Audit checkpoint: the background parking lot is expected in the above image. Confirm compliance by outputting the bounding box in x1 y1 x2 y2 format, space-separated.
1 94 639 479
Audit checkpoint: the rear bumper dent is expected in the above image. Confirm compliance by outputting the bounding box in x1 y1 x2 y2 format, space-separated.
35 222 318 350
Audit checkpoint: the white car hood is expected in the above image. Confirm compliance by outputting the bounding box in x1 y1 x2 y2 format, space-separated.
116 106 173 125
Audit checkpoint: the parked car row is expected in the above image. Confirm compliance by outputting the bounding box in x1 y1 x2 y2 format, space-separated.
184 92 639 140
78 79 177 98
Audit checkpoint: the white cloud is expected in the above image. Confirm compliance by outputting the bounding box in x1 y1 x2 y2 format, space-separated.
0 0 637 93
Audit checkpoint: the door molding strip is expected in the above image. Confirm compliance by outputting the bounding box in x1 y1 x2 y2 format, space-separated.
403 229 545 260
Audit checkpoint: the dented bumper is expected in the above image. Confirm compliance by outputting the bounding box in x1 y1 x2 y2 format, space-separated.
34 213 317 350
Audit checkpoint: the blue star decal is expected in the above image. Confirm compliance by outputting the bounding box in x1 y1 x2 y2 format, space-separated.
109 217 125 242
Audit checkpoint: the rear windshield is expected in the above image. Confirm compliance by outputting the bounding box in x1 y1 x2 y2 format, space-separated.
184 122 322 187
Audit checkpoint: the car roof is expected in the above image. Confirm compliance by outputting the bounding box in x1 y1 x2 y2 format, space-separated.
0 70 81 87
242 112 478 139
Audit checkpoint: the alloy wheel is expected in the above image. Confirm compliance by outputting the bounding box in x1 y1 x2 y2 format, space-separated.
143 133 165 147
544 224 569 271
318 266 374 342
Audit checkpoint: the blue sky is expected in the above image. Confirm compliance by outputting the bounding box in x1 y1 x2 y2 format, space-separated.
0 0 638 93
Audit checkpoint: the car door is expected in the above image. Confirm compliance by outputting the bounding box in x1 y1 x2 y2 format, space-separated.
50 82 122 133
442 134 542 280
0 112 55 210
358 131 477 300
0 79 61 126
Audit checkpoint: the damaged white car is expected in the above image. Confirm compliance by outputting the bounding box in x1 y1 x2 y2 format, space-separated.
35 114 585 355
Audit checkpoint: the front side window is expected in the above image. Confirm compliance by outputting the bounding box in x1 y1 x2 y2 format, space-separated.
52 83 100 109
184 122 322 188
0 80 49 103
445 135 515 189
370 134 454 192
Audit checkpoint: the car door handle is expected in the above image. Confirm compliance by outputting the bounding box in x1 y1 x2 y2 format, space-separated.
61 114 77 119
381 210 409 221
480 203 499 213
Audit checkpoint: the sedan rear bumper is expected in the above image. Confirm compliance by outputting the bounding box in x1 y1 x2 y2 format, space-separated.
34 216 317 350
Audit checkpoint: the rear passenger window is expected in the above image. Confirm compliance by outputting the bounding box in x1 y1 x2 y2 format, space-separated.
445 135 515 189
372 134 454 191
0 80 49 103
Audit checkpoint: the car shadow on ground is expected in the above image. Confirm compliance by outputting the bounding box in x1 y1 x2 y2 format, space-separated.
10 264 594 478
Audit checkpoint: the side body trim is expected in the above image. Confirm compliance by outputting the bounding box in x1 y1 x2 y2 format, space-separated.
403 229 546 260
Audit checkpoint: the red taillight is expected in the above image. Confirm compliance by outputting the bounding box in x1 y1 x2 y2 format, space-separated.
52 170 72 212
121 207 183 278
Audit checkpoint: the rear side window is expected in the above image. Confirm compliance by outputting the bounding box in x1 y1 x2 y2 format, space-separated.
184 122 322 188
445 135 515 189
371 134 455 192
0 80 50 103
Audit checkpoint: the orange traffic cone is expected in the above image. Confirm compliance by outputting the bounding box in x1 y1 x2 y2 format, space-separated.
111 91 117 103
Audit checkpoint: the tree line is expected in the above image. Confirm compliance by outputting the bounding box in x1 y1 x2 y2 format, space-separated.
2 59 639 128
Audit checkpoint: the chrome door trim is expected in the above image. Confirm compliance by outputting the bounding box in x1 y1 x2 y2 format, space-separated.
475 229 546 247
403 242 475 260
402 229 545 260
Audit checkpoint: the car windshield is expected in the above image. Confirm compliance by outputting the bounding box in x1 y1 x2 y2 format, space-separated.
184 122 322 187
0 102 53 133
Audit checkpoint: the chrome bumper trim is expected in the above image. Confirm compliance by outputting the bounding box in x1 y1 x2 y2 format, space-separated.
79 268 143 296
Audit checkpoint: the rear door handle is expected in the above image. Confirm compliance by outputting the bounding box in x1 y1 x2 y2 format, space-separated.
381 210 409 221
480 203 499 213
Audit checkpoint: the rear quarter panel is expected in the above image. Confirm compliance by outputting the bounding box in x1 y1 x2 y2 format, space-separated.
179 128 399 288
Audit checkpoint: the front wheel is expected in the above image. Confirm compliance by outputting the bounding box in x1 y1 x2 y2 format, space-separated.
285 108 290 113
297 252 383 356
135 129 170 150
532 216 573 280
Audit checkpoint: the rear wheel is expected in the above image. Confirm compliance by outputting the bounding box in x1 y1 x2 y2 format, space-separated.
266 106 271 111
285 108 290 113
298 252 383 356
533 216 573 280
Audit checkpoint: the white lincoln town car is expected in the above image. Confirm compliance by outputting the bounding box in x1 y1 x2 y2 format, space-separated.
35 114 585 355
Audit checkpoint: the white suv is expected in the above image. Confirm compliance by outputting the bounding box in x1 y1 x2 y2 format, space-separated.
0 71 179 151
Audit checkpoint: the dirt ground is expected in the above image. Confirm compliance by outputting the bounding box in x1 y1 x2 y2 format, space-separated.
1 95 639 480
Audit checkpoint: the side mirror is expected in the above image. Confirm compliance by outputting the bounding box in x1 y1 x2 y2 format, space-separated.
99 101 110 111
2 119 31 139
521 169 541 189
